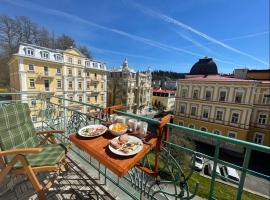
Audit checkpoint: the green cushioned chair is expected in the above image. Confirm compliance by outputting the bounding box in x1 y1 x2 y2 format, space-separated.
0 103 70 199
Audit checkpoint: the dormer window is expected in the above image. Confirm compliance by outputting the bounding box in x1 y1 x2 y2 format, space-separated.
85 61 90 67
40 51 49 59
26 48 34 56
55 54 62 61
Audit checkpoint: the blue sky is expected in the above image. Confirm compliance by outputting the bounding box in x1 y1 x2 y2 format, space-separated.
0 0 269 73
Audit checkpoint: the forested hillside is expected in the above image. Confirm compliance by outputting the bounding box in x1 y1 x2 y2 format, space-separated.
0 15 92 86
151 70 187 80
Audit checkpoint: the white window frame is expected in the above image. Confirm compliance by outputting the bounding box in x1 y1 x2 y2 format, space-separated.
78 69 82 77
190 106 197 116
26 48 34 56
78 59 81 65
31 115 37 122
179 104 186 114
29 79 35 88
234 91 243 103
258 112 268 125
213 130 221 135
227 131 237 138
31 98 36 106
56 68 61 75
44 79 50 91
40 51 49 59
205 90 212 101
202 106 210 119
215 109 224 121
79 96 82 103
193 89 199 99
55 54 62 61
253 132 264 144
68 57 72 64
262 93 270 104
181 88 188 98
68 68 72 76
78 82 82 89
57 80 62 89
219 90 227 102
68 81 73 89
231 111 240 124
28 64 34 71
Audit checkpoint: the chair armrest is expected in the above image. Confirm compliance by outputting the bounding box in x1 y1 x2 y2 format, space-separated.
0 148 42 156
36 130 65 135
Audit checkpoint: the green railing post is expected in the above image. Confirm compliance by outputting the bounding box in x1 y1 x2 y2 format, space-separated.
208 141 220 199
236 148 251 200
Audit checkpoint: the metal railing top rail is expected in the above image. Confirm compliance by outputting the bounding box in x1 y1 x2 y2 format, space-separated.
56 96 104 109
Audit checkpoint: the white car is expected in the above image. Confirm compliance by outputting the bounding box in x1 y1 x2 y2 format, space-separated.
193 155 204 171
219 165 240 183
204 163 221 177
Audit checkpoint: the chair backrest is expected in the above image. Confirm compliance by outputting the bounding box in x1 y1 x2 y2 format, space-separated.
0 103 39 152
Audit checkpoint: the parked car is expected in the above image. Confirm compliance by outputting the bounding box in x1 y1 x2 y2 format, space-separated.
193 155 204 171
219 165 240 183
204 163 221 177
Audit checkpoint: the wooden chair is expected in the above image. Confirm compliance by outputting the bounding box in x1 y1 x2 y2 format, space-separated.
0 103 70 199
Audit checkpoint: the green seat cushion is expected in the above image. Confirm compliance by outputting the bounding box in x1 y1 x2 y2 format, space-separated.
0 103 39 151
14 143 69 167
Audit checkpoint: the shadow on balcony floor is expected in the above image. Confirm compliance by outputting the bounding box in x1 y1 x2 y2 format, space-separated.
0 155 117 200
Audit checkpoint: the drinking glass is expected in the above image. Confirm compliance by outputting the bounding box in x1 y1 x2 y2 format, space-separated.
137 121 148 138
109 114 117 123
128 118 138 132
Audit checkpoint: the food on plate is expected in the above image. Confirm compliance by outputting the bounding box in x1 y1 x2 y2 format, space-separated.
109 136 141 154
111 123 128 131
119 134 128 143
80 125 107 137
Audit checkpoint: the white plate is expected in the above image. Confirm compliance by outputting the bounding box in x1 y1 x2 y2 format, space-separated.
78 124 107 138
109 135 143 156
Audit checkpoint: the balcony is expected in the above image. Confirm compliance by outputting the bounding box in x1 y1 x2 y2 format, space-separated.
0 92 269 200
39 72 54 78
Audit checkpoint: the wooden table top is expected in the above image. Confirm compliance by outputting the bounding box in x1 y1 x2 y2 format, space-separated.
69 131 157 177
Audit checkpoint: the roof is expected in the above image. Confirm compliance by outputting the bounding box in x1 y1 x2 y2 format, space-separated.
181 75 259 82
190 57 218 75
153 89 176 94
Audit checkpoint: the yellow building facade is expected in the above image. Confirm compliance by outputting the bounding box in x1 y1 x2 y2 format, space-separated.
9 43 107 122
174 75 270 152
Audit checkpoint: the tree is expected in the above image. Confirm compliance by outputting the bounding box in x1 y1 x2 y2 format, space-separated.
78 45 92 59
55 34 76 50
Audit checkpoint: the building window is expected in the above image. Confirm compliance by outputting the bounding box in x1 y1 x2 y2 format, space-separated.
79 96 82 103
101 83 104 89
31 115 37 122
235 92 243 103
228 131 237 138
44 80 50 91
94 73 97 79
213 130 221 135
69 96 73 102
55 54 62 61
193 89 199 99
231 112 240 124
68 57 72 64
86 72 90 77
58 98 62 104
57 80 62 88
28 64 34 71
78 82 82 89
46 97 50 104
41 51 49 59
219 91 226 102
68 68 72 76
101 95 104 101
180 105 186 114
178 121 184 126
87 96 90 102
94 84 97 90
26 48 34 56
205 90 212 100
94 96 97 103
68 81 73 89
31 99 36 106
191 106 197 116
78 70 82 77
78 59 81 65
56 68 61 75
181 88 187 98
254 133 264 144
29 79 35 88
86 61 90 67
188 124 195 129
44 66 48 75
216 110 223 121
200 127 207 132
262 94 270 104
202 108 209 119
87 81 90 89
258 113 267 125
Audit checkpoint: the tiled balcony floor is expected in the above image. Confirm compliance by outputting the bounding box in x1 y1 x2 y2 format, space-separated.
0 153 118 200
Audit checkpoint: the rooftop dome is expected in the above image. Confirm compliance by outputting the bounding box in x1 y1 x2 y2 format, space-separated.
190 57 218 75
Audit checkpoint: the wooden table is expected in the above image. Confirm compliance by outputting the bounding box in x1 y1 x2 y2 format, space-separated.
69 131 157 177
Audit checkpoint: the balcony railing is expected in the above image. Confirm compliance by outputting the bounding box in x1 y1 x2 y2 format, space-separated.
0 92 269 200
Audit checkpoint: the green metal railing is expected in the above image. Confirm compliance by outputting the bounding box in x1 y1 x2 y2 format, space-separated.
0 92 269 200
